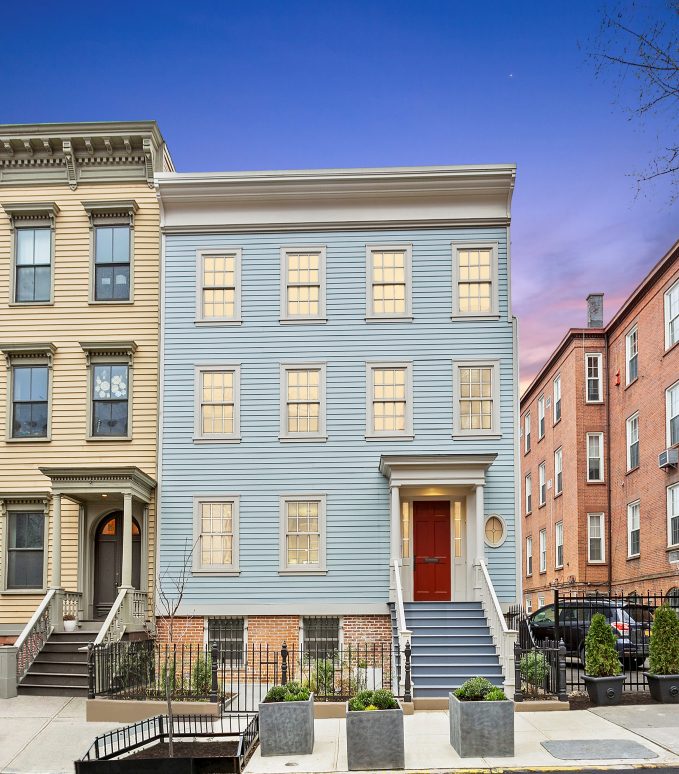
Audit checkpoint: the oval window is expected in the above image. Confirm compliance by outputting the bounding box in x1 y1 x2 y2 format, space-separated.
484 515 506 548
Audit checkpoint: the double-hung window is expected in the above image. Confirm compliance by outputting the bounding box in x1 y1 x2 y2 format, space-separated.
93 226 131 301
585 353 603 402
453 362 499 436
555 521 564 568
588 513 605 562
524 412 531 452
526 535 533 576
281 247 326 322
626 413 640 470
452 242 498 316
281 364 326 440
195 366 240 441
538 462 546 506
15 228 52 303
525 473 532 514
539 529 546 573
553 376 561 422
537 395 545 439
554 447 563 495
5 510 46 590
197 250 242 323
525 597 533 614
194 498 239 573
81 342 135 439
280 495 326 573
626 326 638 384
366 245 412 319
366 363 413 439
586 432 604 482
11 365 49 439
665 280 679 350
666 381 679 447
627 500 640 557
668 484 679 548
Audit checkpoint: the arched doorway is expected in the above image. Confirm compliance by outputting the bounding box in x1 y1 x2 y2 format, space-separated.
93 512 141 619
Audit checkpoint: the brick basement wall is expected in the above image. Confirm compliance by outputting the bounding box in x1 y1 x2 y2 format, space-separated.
342 615 391 646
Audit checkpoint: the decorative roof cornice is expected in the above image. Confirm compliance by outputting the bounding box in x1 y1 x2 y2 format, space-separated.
0 121 173 189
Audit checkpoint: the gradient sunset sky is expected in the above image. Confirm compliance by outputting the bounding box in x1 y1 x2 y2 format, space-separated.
3 1 676 390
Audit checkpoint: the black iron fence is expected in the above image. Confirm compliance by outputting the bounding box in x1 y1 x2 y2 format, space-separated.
89 640 400 710
514 639 567 702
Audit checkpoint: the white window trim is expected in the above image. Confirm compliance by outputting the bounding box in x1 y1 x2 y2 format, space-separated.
6 205 58 307
587 512 606 563
365 243 413 321
279 362 327 442
524 412 531 452
664 279 679 350
586 432 605 482
525 473 532 515
627 500 640 558
625 325 638 385
452 360 501 438
195 248 243 325
538 462 546 507
555 521 564 569
585 352 604 404
0 497 50 593
554 447 563 495
192 495 240 575
539 528 547 573
553 375 561 423
626 412 639 471
666 380 679 448
2 345 55 443
81 343 136 442
668 483 679 549
537 395 545 439
365 361 414 440
194 364 241 443
526 535 533 577
279 245 327 324
279 493 327 575
451 241 500 318
484 513 507 548
525 596 533 614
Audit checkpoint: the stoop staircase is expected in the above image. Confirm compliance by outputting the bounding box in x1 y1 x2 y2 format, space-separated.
393 601 504 698
17 621 103 697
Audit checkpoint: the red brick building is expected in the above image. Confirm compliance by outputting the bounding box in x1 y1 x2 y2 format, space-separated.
521 240 679 612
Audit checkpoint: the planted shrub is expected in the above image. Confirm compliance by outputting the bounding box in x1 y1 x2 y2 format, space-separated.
264 681 311 703
484 687 507 701
453 676 497 701
649 605 679 675
585 613 622 677
348 688 398 711
191 654 212 696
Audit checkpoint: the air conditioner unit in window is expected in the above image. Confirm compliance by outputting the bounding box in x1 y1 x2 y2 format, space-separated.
659 448 679 470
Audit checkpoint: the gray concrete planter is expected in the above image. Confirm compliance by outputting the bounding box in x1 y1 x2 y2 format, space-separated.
583 675 626 705
258 693 314 756
449 692 514 758
346 702 405 771
646 673 679 703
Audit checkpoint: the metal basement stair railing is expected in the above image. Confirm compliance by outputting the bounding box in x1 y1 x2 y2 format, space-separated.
399 601 504 698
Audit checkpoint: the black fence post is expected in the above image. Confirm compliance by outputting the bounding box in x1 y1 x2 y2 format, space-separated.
210 642 219 703
87 643 96 699
513 641 524 702
554 588 560 644
557 639 568 702
404 640 412 703
281 642 288 685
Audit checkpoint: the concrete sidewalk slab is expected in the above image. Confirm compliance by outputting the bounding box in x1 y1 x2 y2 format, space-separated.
0 718 49 771
592 704 679 755
541 739 658 760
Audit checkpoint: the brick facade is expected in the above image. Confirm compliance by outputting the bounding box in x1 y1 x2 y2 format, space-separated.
521 240 679 611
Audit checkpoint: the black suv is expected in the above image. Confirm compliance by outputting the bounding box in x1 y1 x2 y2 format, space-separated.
528 599 648 666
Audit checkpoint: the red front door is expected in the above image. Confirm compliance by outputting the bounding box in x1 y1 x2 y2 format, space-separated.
413 501 451 601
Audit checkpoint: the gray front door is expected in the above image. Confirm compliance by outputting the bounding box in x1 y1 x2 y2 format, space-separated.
93 512 141 619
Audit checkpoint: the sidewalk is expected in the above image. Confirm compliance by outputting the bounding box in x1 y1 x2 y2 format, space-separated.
1 695 679 773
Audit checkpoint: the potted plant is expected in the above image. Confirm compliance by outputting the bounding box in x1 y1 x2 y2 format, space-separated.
449 677 514 757
346 689 404 771
258 681 314 756
63 614 78 633
645 604 679 703
583 612 625 705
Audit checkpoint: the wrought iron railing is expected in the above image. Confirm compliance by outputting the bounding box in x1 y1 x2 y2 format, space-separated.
14 589 56 681
514 638 567 702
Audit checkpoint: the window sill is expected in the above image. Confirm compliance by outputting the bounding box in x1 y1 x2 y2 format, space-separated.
537 435 544 443
452 433 502 440
279 318 328 325
626 465 640 475
553 418 561 427
279 436 328 443
8 302 54 308
539 570 546 576
194 319 243 326
554 491 563 499
0 588 46 596
88 300 134 306
555 564 563 571
525 511 532 517
538 503 546 509
664 340 679 358
524 448 531 456
666 544 679 553
624 378 638 391
365 434 414 441
86 436 133 442
450 314 501 321
586 480 606 485
193 437 242 444
364 316 414 323
585 400 604 405
587 561 606 566
627 554 640 561
6 437 51 443
192 569 240 576
278 569 328 576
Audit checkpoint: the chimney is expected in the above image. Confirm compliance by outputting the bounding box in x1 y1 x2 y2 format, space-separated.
586 293 604 328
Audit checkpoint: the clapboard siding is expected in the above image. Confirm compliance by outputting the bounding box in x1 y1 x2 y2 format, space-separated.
161 226 517 608
0 181 160 626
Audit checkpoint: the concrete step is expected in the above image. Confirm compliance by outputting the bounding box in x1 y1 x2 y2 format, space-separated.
404 602 482 611
35 650 88 663
42 641 91 653
22 671 88 687
413 665 504 679
28 660 88 675
405 609 486 621
414 653 500 666
17 683 89 697
408 625 491 636
48 633 97 644
414 679 504 697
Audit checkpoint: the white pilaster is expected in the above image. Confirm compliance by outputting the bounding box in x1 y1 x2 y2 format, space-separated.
120 492 133 588
51 494 62 589
389 485 400 598
475 483 485 562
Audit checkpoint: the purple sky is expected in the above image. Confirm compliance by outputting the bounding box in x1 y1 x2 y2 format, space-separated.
2 1 677 389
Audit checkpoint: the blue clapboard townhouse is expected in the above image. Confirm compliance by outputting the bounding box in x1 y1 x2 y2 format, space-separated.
156 164 520 698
